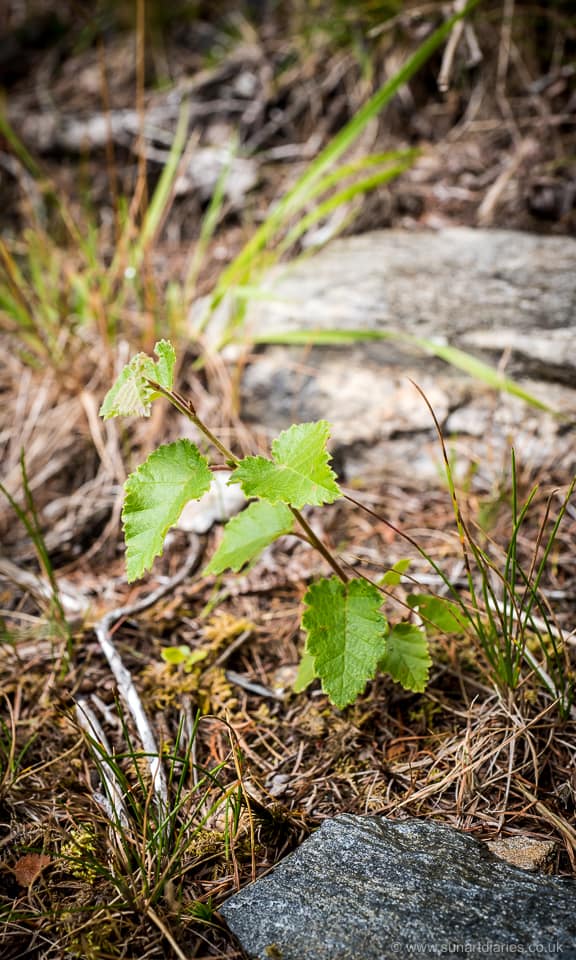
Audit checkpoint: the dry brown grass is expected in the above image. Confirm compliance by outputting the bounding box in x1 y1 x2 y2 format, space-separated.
2 463 575 957
1 2 576 956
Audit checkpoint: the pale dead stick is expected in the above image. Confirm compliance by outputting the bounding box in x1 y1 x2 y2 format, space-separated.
438 0 482 94
477 137 537 225
92 537 202 825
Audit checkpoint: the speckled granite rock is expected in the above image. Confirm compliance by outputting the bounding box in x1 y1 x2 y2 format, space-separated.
221 815 576 960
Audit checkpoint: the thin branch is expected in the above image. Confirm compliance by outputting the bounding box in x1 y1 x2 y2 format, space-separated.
92 538 202 824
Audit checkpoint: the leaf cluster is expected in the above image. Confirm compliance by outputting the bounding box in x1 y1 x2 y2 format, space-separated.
100 341 431 708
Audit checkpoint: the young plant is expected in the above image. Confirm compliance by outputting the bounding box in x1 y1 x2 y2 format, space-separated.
100 340 431 709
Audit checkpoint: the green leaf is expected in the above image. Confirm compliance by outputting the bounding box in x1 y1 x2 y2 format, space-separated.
204 500 294 575
231 421 341 509
122 439 212 581
302 577 388 709
161 645 208 671
293 648 317 693
407 594 470 634
150 339 177 390
380 558 412 587
161 645 191 665
379 623 431 692
99 355 153 419
99 339 176 420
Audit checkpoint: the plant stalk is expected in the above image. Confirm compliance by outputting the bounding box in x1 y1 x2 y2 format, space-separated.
146 379 238 464
148 379 348 581
289 506 348 583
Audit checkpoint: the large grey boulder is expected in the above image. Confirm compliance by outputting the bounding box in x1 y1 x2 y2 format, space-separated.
221 815 576 960
222 229 576 484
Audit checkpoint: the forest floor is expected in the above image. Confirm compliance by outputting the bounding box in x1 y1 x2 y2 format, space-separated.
1 2 576 958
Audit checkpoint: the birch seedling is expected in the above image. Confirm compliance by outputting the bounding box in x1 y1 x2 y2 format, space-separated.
100 340 431 708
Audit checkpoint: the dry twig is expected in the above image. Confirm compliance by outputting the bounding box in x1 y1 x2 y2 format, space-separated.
92 538 203 823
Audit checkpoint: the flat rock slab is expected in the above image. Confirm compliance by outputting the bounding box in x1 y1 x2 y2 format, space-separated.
243 228 576 344
221 815 576 960
220 228 576 484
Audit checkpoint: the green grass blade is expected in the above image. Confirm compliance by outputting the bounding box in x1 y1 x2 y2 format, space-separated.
0 454 71 647
0 109 43 180
295 149 419 203
250 329 398 346
278 159 416 254
0 112 91 255
210 0 480 307
186 141 234 312
522 477 576 626
247 327 553 412
502 450 519 640
408 339 553 412
131 100 191 268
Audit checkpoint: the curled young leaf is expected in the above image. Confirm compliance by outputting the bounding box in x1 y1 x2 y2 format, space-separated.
99 339 176 420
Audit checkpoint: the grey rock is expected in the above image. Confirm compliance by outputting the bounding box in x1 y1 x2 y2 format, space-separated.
176 471 246 534
221 228 576 485
244 229 576 343
221 815 576 960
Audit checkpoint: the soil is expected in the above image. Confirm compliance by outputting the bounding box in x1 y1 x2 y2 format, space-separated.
1 2 575 958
